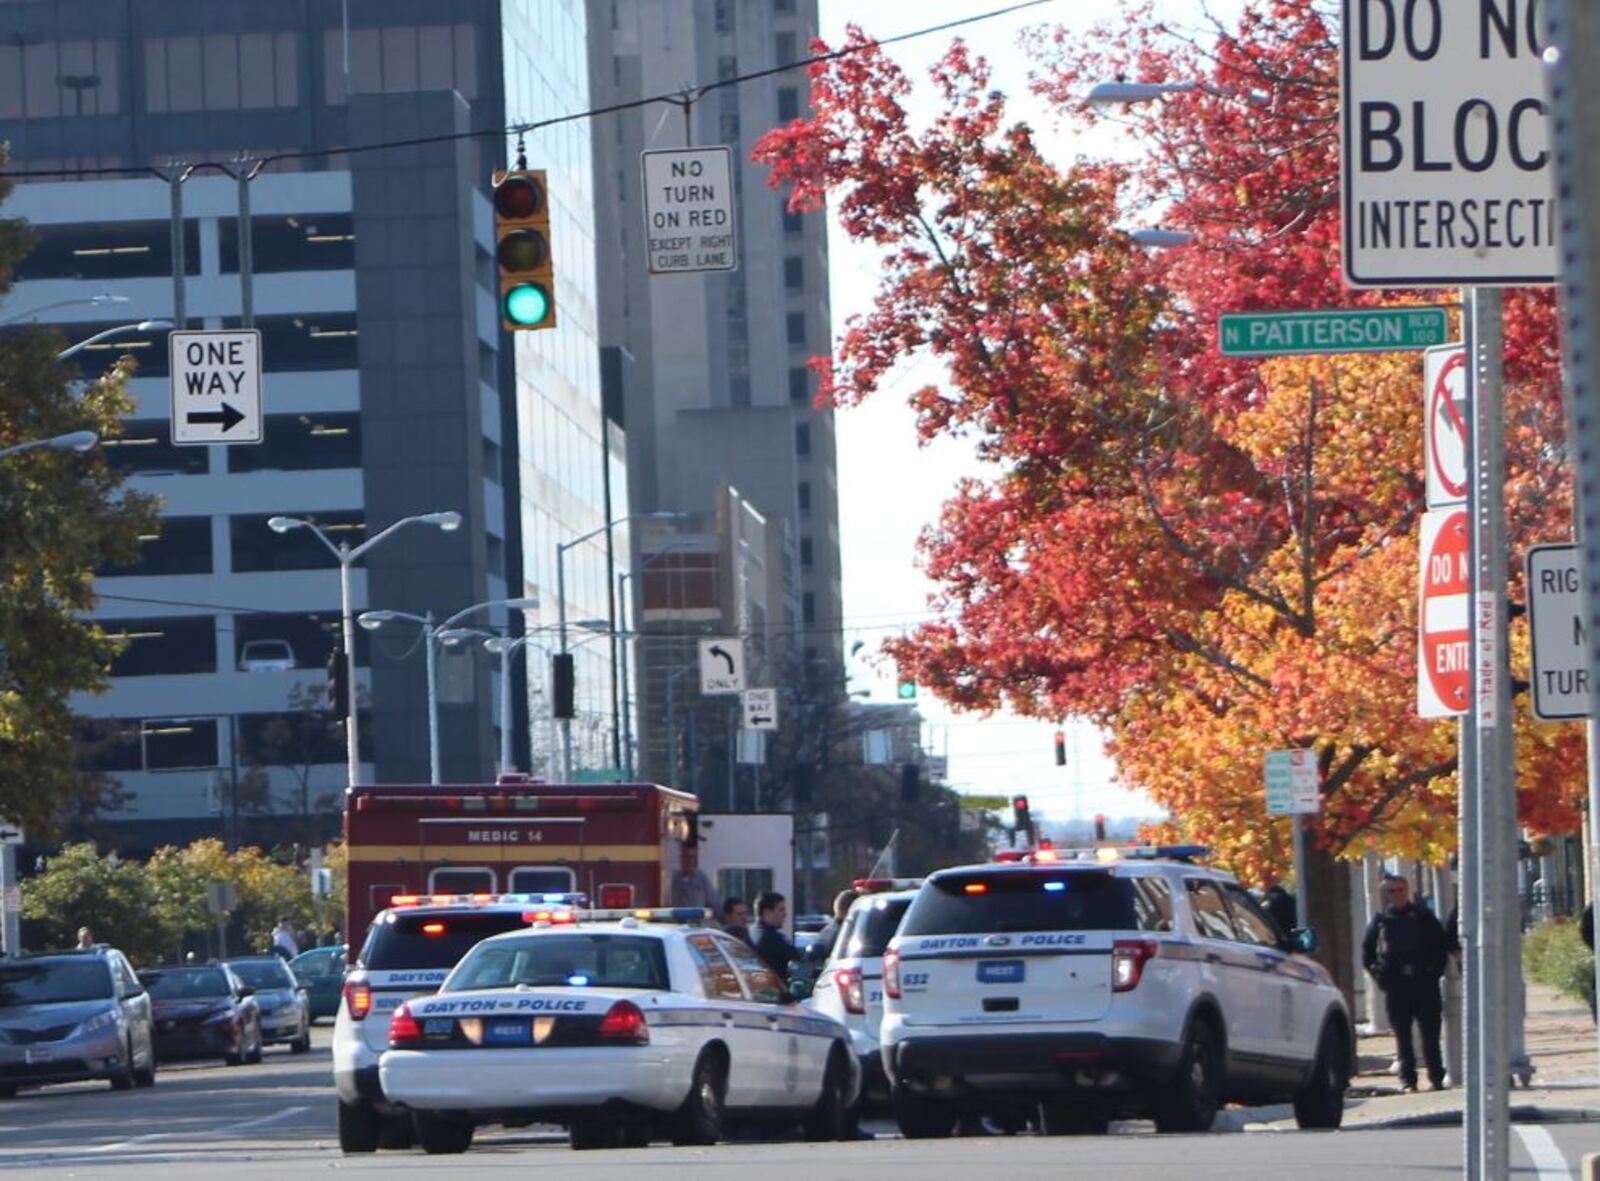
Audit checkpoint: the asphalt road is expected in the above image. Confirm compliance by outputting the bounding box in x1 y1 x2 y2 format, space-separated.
0 1028 1593 1178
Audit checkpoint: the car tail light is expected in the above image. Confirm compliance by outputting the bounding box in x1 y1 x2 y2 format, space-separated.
598 883 634 909
883 948 902 1000
596 1000 648 1044
388 1002 424 1048
343 979 372 1020
834 967 866 1014
1111 939 1159 992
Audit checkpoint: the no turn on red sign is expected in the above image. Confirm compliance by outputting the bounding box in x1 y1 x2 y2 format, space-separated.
1424 344 1467 508
1418 507 1469 717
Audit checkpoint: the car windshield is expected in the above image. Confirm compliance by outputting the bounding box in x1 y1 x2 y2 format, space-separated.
446 934 669 992
839 897 912 960
0 960 114 1006
140 968 232 999
359 911 537 971
898 871 1138 936
226 960 294 990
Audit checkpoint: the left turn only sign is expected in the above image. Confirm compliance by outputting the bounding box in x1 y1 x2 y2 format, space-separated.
170 329 263 446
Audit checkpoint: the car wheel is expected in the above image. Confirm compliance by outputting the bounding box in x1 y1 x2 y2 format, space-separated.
0 1086 15 1100
669 1050 727 1147
569 1118 612 1151
245 1021 264 1064
1154 1017 1222 1134
337 1099 382 1154
1292 1022 1349 1130
413 1111 474 1155
803 1050 853 1141
377 1114 416 1150
892 1088 956 1139
133 1038 156 1088
290 1030 312 1054
1037 1099 1109 1135
109 1038 137 1091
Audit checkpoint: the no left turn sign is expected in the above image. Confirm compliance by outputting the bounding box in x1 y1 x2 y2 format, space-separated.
1424 344 1467 509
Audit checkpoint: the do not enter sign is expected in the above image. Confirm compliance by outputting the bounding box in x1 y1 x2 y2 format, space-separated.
1418 507 1469 718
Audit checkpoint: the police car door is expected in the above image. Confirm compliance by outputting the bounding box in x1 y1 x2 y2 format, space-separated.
716 934 829 1110
1221 882 1303 1064
1183 879 1269 1061
683 933 769 1109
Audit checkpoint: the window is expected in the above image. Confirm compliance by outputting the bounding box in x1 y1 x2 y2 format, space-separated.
100 516 212 577
220 214 355 274
730 375 750 408
775 0 796 12
1186 880 1238 941
235 611 365 671
13 221 198 282
483 438 502 485
794 422 811 457
782 203 804 235
358 910 533 971
718 934 786 1003
100 420 209 476
717 55 737 81
142 717 219 770
0 39 120 119
784 256 804 290
230 512 363 573
789 367 810 403
898 870 1140 936
77 719 142 773
686 933 745 1001
786 311 807 346
1131 877 1174 932
802 592 815 625
428 867 494 894
776 32 798 63
799 537 813 567
840 897 913 959
714 0 734 35
448 935 669 992
238 711 344 767
227 413 361 473
104 616 215 678
797 480 811 513
777 87 801 122
323 25 478 104
1223 882 1284 947
145 34 297 112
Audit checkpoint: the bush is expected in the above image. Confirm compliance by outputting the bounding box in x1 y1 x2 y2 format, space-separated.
1523 919 1596 1007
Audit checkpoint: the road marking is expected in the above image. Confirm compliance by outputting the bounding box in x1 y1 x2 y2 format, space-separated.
88 1103 310 1153
1514 1124 1572 1181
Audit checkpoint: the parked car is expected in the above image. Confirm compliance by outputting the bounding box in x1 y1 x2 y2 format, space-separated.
224 957 312 1053
289 945 347 1022
0 948 157 1096
139 963 263 1066
238 639 295 671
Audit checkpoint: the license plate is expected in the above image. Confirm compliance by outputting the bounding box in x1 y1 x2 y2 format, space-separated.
976 959 1025 984
24 1049 54 1064
483 1020 532 1047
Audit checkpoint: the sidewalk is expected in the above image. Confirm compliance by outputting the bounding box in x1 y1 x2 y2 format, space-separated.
1224 980 1600 1131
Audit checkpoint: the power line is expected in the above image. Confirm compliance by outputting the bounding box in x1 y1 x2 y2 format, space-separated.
0 1 1056 183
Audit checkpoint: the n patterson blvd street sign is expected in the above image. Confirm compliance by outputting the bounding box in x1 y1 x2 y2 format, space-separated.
1264 749 1321 815
642 146 738 274
1418 507 1469 718
1341 0 1556 287
1525 544 1592 721
170 329 263 445
1218 306 1449 356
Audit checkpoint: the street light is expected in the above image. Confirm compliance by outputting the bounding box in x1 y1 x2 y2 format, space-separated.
267 510 461 788
0 292 127 327
57 319 173 362
1129 228 1196 249
0 430 98 460
358 609 443 785
1084 80 1269 107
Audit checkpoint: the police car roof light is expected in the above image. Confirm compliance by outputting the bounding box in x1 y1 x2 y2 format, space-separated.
851 877 922 893
390 894 421 907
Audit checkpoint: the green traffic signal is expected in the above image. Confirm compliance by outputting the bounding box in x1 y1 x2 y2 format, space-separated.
504 283 552 327
896 680 917 700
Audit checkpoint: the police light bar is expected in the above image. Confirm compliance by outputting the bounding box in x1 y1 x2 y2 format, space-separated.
587 907 712 924
851 878 923 894
388 891 589 911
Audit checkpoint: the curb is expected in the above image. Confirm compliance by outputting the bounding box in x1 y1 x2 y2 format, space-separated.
1223 1103 1600 1132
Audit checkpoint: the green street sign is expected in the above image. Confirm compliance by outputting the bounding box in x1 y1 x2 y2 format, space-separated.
1218 307 1450 357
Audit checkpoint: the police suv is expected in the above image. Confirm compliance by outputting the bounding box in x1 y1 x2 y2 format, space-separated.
377 905 860 1152
333 893 560 1152
879 847 1351 1137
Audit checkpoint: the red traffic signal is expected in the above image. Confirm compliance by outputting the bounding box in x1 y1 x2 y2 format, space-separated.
1053 729 1067 766
1012 794 1032 835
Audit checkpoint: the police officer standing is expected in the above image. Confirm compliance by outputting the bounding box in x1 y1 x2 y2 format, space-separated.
1362 874 1451 1092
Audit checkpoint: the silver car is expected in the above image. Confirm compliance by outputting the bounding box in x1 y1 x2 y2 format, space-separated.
224 957 311 1053
0 948 157 1095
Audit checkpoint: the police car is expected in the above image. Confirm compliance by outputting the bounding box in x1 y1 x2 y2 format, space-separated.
333 893 562 1153
880 847 1352 1138
802 879 919 1106
377 905 859 1153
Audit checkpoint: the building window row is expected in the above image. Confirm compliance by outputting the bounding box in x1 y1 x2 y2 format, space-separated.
145 33 298 113
12 220 200 282
100 611 369 679
0 39 120 119
322 25 478 106
97 511 366 578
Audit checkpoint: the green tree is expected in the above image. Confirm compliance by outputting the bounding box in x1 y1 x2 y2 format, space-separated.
20 842 162 963
0 152 160 832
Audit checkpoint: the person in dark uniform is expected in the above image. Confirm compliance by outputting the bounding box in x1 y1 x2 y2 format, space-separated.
1262 884 1297 935
1362 875 1451 1092
1582 903 1595 1023
750 891 797 980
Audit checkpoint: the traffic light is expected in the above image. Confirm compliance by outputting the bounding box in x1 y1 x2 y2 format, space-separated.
551 652 575 719
327 644 349 721
896 680 918 700
493 169 556 331
1094 813 1108 842
1053 729 1067 766
1012 793 1032 837
900 762 920 803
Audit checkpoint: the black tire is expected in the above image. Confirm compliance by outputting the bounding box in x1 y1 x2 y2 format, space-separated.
569 1118 611 1151
803 1050 852 1141
337 1100 382 1154
1037 1099 1109 1135
133 1043 156 1088
669 1051 727 1147
290 1031 311 1054
620 1123 652 1149
1153 1017 1223 1134
377 1115 416 1150
1292 1022 1349 1130
109 1037 137 1091
413 1111 474 1155
892 1088 956 1139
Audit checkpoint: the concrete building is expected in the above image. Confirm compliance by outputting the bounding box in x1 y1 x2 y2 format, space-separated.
0 0 616 849
588 0 845 791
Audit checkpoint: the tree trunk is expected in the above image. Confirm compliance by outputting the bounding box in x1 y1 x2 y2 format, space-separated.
1305 841 1356 1008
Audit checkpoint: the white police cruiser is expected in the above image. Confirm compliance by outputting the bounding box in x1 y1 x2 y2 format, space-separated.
377 905 860 1153
802 879 919 1106
880 847 1351 1138
332 893 562 1153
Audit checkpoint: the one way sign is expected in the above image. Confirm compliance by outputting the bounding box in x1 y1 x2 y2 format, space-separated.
742 688 778 731
170 329 263 446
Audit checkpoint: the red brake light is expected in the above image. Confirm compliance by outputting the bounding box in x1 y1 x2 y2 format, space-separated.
421 922 446 936
343 979 373 1021
835 967 866 1014
388 1001 424 1047
883 948 902 1000
1112 939 1159 992
963 882 988 894
596 1000 648 1044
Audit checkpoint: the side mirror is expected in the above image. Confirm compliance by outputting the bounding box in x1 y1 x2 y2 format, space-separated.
236 985 255 998
787 976 814 1002
1292 927 1318 955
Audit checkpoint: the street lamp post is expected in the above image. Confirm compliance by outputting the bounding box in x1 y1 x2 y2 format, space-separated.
0 430 98 460
0 292 127 327
359 609 440 784
57 319 173 362
267 510 461 789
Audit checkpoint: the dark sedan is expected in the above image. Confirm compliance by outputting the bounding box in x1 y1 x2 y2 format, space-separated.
224 957 310 1052
139 964 263 1066
288 945 345 1022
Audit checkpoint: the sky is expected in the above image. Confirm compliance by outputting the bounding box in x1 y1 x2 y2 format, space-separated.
815 0 1242 821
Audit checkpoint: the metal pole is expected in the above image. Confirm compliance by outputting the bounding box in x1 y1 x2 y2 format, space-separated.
340 551 359 789
557 543 572 781
1459 709 1478 1179
1589 719 1600 1078
1291 813 1309 934
0 844 18 955
1435 860 1463 1087
237 165 254 328
425 612 440 786
499 641 514 775
727 706 736 811
618 572 634 779
169 171 186 330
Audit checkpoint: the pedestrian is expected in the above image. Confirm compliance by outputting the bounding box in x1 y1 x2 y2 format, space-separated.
271 917 300 961
75 927 94 950
750 891 797 980
720 896 753 945
1582 903 1595 1023
1262 883 1297 935
669 843 719 915
804 888 860 966
1362 874 1451 1093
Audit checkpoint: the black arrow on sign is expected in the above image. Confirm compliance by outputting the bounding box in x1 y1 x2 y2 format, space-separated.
186 403 246 432
708 645 736 674
749 714 773 725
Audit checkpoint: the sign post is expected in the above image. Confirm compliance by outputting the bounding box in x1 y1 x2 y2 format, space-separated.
641 147 738 275
0 821 21 957
1265 750 1321 928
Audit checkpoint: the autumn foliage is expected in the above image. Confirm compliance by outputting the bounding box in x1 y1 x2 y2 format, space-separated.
753 2 1583 883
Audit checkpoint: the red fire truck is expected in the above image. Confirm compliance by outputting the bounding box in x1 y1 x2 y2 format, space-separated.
343 777 700 943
